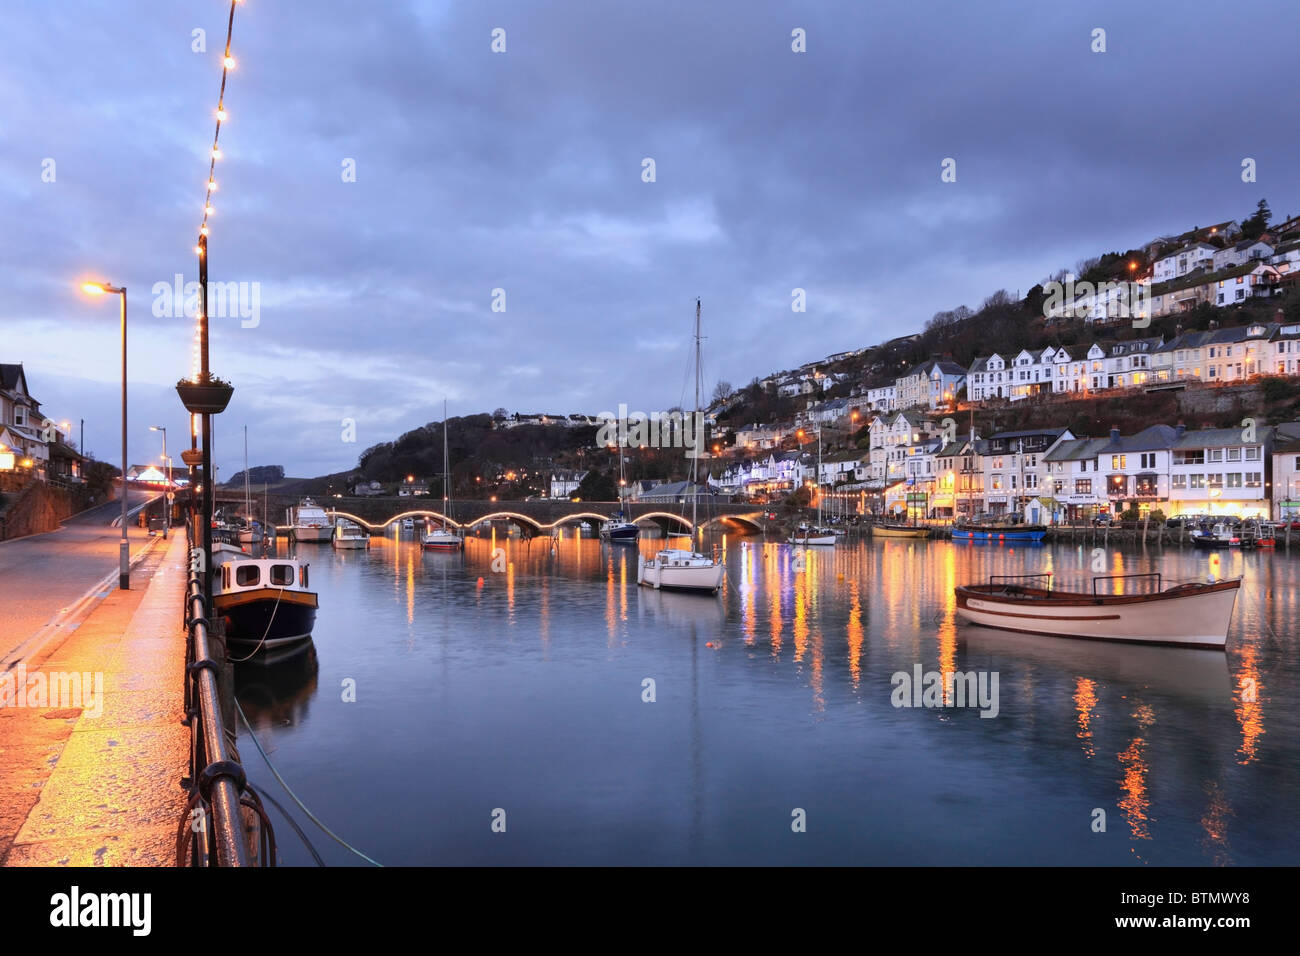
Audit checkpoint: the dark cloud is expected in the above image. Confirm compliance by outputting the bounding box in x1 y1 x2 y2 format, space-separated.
2 0 1295 477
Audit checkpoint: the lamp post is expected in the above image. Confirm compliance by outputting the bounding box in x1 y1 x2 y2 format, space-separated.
151 426 168 538
82 281 129 589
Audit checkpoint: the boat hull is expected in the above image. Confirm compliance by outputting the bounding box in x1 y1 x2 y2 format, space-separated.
601 525 640 542
421 535 463 551
873 525 930 539
332 537 369 549
637 554 724 593
952 526 1045 542
215 588 318 650
953 579 1239 648
292 526 332 542
787 531 837 546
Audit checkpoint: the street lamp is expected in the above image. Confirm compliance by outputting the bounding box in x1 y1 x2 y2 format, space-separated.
150 425 169 539
82 281 129 589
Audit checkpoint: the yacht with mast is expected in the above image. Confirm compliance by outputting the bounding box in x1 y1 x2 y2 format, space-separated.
600 446 639 542
422 399 465 552
788 424 836 546
637 300 725 594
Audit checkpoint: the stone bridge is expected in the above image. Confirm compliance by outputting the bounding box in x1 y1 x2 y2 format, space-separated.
214 493 769 535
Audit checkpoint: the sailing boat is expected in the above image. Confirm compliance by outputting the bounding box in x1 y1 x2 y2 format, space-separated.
236 425 261 545
422 399 464 552
600 445 639 542
788 424 836 546
637 300 725 594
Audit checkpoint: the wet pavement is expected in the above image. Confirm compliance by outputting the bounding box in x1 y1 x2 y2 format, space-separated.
0 489 162 662
0 533 189 866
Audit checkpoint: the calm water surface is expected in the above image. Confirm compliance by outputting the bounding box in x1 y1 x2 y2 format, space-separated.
234 529 1300 865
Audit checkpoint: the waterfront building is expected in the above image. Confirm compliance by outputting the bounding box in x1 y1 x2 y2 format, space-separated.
979 428 1073 517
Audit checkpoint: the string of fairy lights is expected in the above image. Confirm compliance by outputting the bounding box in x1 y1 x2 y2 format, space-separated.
190 0 242 381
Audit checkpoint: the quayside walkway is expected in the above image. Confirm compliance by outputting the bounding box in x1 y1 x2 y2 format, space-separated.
0 533 189 866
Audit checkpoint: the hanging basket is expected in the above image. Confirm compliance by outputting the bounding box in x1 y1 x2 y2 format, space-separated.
176 380 234 415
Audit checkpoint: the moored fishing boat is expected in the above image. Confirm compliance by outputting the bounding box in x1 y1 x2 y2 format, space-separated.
213 555 319 655
953 572 1240 648
1189 521 1238 549
951 522 1046 542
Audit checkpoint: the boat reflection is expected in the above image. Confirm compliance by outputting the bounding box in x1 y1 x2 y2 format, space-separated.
234 643 320 730
960 625 1231 701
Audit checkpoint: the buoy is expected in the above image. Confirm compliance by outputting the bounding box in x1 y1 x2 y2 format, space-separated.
706 641 714 648
476 576 484 587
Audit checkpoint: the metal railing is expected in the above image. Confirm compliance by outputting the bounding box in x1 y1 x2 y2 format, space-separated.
177 518 267 866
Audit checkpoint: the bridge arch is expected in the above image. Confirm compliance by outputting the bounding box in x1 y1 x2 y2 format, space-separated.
704 512 765 534
634 511 694 532
340 509 461 531
461 511 546 533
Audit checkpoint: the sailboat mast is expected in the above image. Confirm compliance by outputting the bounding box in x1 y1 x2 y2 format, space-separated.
243 425 250 517
692 298 701 545
443 398 450 517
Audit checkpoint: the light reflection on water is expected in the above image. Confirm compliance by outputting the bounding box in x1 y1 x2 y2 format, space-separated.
235 529 1298 866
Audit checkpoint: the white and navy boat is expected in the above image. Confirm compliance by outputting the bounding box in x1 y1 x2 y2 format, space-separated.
213 555 319 654
600 512 639 543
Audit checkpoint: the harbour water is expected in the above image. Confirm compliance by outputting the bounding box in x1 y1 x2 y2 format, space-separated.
235 530 1298 865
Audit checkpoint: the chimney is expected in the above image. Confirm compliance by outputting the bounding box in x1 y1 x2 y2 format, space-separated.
1109 425 1120 442
1175 421 1186 438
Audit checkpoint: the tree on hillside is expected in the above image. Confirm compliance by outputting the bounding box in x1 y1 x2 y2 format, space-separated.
572 468 616 501
1241 199 1272 240
712 380 734 403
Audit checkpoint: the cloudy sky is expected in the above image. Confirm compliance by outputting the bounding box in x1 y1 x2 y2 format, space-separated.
2 0 1295 478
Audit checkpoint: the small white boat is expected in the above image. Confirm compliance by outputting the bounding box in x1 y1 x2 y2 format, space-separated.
401 518 415 532
421 526 463 551
1189 522 1238 549
637 541 725 593
332 519 370 549
954 573 1240 649
787 525 836 546
635 299 723 595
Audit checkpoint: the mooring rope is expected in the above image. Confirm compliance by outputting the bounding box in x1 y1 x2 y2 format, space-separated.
235 699 383 866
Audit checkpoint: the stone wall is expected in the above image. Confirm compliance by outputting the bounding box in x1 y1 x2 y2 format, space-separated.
0 478 77 540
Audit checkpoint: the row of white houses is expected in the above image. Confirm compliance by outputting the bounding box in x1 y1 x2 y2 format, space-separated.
853 319 1300 416
714 407 1300 521
838 414 1300 521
